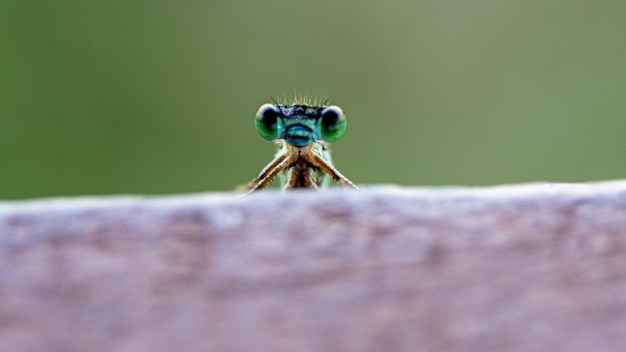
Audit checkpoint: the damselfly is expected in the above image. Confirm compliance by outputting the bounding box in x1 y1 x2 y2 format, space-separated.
242 101 358 193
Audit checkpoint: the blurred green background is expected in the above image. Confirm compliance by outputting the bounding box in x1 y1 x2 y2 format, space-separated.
2 1 625 199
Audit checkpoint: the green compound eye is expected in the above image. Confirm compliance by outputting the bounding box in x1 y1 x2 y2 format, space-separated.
255 104 282 141
319 105 347 142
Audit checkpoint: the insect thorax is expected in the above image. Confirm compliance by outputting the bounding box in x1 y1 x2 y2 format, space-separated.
275 141 332 189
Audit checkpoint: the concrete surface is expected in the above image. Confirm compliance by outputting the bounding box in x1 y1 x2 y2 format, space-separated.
1 181 626 351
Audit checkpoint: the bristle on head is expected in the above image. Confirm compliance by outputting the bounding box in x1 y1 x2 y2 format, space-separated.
271 91 330 107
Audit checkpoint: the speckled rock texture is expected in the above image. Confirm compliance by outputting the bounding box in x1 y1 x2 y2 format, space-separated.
1 181 626 352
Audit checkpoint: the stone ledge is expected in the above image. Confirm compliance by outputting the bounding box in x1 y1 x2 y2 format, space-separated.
1 181 626 351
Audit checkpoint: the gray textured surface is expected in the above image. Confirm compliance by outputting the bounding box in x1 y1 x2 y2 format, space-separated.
1 181 626 352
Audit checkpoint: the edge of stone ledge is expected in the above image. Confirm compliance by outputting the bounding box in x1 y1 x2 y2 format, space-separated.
1 179 625 213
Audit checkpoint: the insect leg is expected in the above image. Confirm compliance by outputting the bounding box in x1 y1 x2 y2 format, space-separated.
306 152 358 190
244 152 292 193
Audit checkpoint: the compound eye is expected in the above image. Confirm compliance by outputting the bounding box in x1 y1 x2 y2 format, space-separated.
319 105 347 142
255 104 281 141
